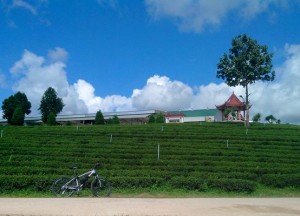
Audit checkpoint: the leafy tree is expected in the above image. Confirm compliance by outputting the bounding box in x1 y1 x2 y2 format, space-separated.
148 114 156 124
252 113 261 123
11 106 25 125
156 113 165 123
39 87 64 123
112 115 120 124
47 112 56 126
107 115 120 124
1 92 31 124
265 115 277 123
95 110 105 125
217 34 275 127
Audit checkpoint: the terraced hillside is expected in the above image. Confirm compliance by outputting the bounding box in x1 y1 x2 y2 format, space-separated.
0 123 299 195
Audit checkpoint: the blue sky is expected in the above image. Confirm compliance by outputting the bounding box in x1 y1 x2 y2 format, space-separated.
1 0 300 124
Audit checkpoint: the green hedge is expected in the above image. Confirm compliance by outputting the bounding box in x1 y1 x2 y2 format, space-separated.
0 123 299 194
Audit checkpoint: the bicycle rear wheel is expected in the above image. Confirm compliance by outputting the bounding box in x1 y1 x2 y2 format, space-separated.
52 176 77 197
91 178 111 197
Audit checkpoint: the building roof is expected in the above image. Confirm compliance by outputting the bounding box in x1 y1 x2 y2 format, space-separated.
0 110 161 124
167 109 217 117
165 113 184 118
216 92 245 110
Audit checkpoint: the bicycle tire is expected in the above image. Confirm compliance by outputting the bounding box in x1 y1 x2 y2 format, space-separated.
52 176 77 197
91 178 111 197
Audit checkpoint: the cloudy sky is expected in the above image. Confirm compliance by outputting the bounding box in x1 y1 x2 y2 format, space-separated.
0 0 300 124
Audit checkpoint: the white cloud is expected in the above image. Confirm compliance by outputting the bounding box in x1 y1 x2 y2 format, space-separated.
48 47 68 63
132 75 193 110
10 50 89 115
192 83 244 109
145 0 295 32
12 0 37 15
249 44 300 124
9 49 133 116
7 44 300 124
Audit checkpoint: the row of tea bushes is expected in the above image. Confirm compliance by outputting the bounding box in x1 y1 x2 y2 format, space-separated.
0 123 299 193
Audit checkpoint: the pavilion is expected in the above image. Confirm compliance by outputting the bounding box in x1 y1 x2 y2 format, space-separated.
216 92 246 121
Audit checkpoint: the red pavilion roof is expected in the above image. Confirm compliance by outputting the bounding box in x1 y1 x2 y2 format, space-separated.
216 92 245 110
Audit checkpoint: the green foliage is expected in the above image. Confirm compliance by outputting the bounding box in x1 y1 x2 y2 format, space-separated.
95 110 105 125
11 106 25 126
39 87 64 123
217 34 275 127
224 108 234 120
148 113 165 123
1 92 31 124
217 34 275 88
47 112 56 126
0 123 299 195
265 115 277 123
107 115 120 124
156 113 165 123
148 115 156 124
208 179 257 192
252 113 261 122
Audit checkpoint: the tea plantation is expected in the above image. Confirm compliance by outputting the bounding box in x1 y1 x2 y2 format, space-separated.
0 122 299 195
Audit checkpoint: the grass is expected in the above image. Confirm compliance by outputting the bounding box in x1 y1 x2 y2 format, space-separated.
1 186 299 198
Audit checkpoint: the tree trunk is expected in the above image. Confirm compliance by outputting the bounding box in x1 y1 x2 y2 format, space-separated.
245 85 250 127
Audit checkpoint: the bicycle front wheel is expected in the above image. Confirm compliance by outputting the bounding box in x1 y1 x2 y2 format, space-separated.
52 176 77 197
91 178 111 197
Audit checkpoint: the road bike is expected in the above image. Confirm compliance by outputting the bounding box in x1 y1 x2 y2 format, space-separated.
51 163 111 197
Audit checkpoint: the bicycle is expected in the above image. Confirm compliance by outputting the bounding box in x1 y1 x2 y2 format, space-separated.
51 163 111 197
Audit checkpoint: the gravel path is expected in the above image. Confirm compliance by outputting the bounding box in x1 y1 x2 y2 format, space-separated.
0 198 299 216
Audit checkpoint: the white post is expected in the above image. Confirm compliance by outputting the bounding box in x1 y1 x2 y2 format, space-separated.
246 128 248 135
227 140 229 148
161 126 164 132
158 144 160 160
76 125 79 132
1 130 3 138
110 134 113 143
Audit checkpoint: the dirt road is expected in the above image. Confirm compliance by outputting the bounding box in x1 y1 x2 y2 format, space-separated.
0 198 299 216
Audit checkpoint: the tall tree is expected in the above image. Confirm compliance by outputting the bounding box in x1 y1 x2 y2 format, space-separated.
217 34 275 127
95 110 105 125
39 87 64 123
1 92 31 124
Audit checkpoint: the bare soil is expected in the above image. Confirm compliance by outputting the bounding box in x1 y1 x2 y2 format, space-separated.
0 198 299 216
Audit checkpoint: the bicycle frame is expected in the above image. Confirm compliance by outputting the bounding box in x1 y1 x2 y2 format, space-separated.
62 168 98 192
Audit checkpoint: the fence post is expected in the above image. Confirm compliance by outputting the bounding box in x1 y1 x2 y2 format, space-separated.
227 140 229 148
1 130 3 138
110 134 113 143
158 144 160 160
